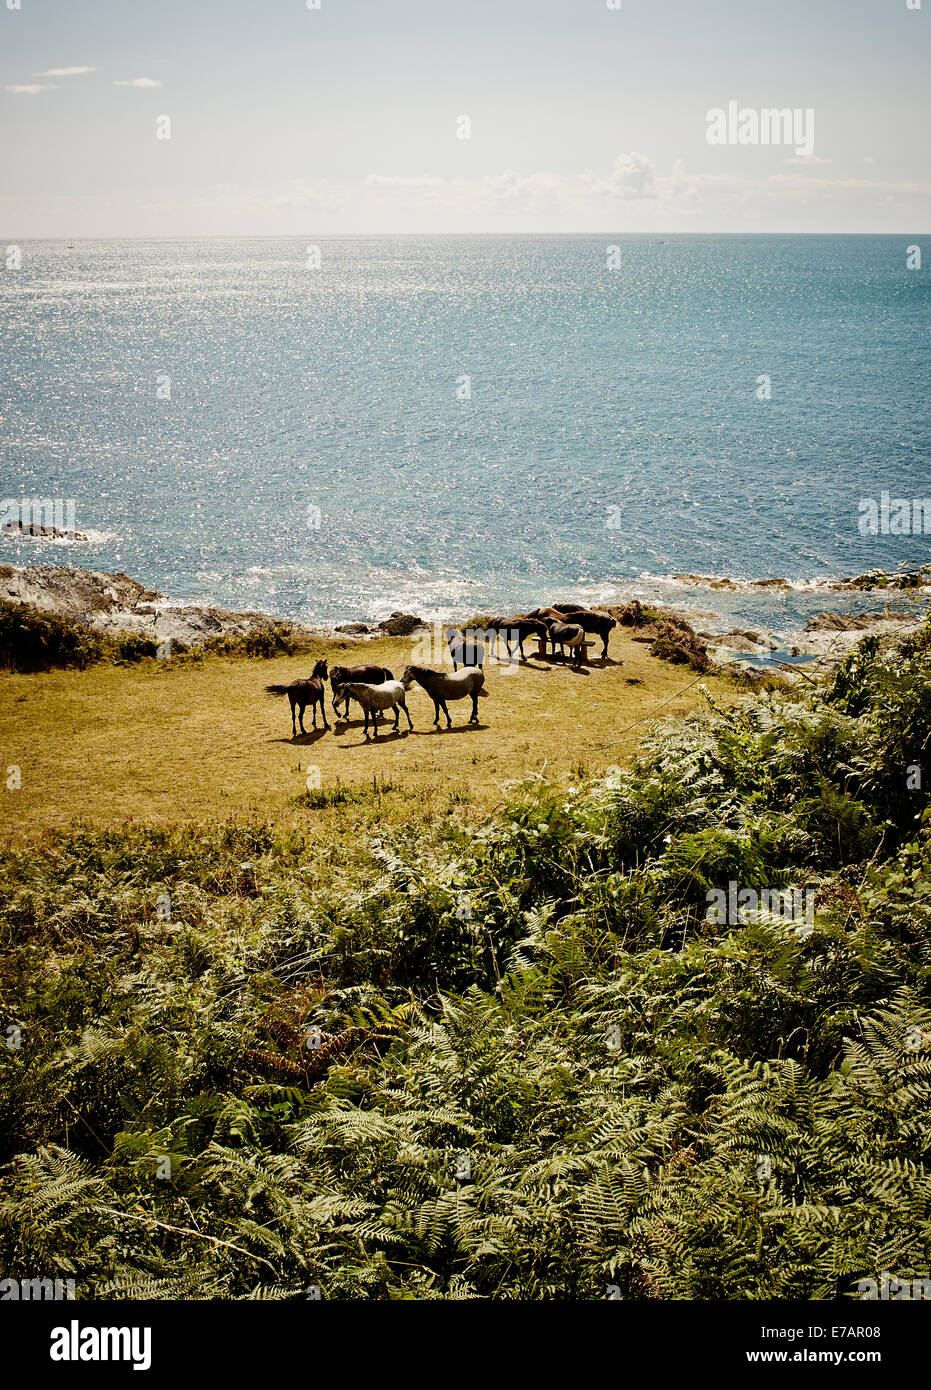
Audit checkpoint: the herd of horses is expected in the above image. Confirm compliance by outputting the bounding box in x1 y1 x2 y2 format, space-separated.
265 602 617 739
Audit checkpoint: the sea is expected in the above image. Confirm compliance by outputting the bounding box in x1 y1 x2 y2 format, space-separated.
1 234 929 634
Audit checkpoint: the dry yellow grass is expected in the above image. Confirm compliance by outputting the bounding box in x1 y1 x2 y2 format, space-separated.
0 629 737 840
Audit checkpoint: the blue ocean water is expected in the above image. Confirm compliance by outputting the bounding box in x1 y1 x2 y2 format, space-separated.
1 235 928 631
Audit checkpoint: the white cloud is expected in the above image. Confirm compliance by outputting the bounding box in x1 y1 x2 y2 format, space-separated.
366 174 445 188
113 77 162 88
582 152 656 200
784 154 832 166
6 84 57 95
11 152 929 237
480 169 567 210
37 66 95 77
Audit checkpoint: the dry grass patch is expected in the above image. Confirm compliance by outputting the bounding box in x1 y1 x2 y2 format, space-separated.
0 630 737 838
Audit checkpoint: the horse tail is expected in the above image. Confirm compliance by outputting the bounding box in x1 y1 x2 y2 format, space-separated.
478 687 490 697
265 685 290 696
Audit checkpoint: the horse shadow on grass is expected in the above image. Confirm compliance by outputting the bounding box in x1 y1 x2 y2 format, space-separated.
340 729 411 747
271 728 330 746
534 657 592 676
410 722 488 735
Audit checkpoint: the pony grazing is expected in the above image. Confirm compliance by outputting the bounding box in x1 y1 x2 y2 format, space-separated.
402 665 488 727
332 679 413 738
329 664 394 719
545 619 587 668
266 659 330 735
444 626 485 670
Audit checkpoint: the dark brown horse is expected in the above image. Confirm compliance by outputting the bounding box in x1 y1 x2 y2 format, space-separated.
529 606 615 660
484 615 547 662
329 664 394 719
445 626 485 670
548 606 616 659
266 659 330 735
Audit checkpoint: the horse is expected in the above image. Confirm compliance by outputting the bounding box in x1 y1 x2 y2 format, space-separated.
544 619 587 668
329 664 394 719
547 605 616 659
444 626 485 670
332 679 413 738
483 615 547 662
265 659 329 735
401 665 488 727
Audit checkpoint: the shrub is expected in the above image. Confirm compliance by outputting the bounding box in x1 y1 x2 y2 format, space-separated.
0 600 106 671
649 620 710 671
1 623 929 1298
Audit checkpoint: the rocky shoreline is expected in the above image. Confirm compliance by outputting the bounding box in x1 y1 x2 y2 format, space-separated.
0 564 431 650
1 563 927 677
669 563 931 594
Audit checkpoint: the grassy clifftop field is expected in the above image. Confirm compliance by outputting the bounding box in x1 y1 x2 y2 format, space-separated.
0 624 737 836
0 618 928 1300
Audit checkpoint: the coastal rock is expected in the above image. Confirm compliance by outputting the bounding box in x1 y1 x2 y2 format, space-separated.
0 564 315 648
2 520 89 542
670 573 793 592
709 630 778 653
830 566 931 592
784 611 924 662
335 622 370 635
377 611 426 636
805 609 915 632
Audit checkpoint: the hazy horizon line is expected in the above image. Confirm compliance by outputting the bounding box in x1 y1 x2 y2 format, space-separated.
4 230 929 242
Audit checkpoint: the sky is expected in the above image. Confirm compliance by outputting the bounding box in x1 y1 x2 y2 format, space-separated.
0 0 929 237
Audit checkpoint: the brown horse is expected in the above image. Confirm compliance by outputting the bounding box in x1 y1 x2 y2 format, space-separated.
329 664 394 719
266 659 330 735
483 615 547 662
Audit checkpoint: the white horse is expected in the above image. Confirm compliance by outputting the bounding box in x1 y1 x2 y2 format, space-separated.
401 665 488 727
333 679 413 737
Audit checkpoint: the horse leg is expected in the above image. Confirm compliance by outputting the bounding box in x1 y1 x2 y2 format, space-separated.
298 700 308 733
442 699 452 729
401 696 413 730
470 692 478 723
432 698 440 726
320 695 329 729
289 695 297 737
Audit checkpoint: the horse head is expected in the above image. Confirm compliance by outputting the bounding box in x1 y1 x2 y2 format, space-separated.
312 658 328 680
